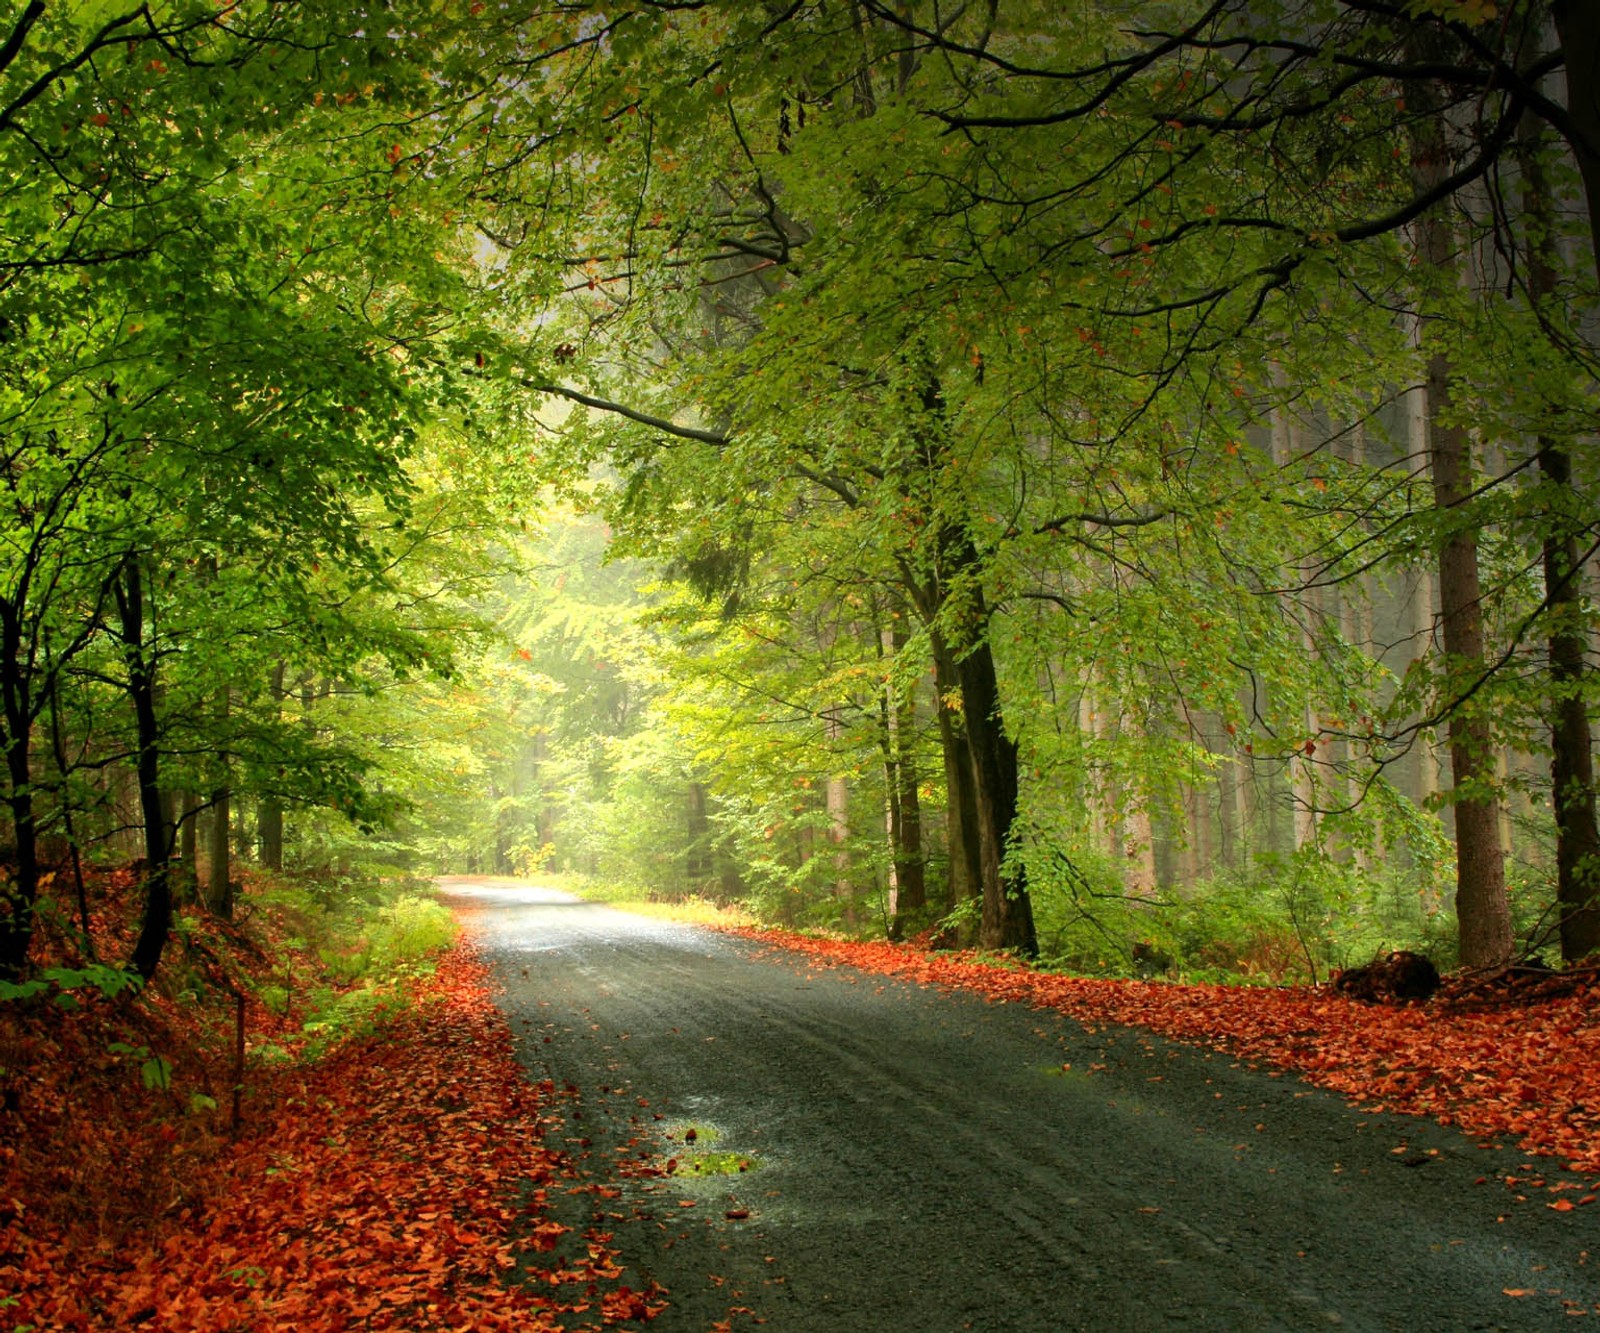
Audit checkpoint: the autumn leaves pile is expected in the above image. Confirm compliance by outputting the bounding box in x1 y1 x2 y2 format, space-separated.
1 941 662 1331
5 904 1597 1331
729 928 1600 1188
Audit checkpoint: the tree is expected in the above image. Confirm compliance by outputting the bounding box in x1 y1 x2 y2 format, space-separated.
0 2 529 975
584 1 1600 964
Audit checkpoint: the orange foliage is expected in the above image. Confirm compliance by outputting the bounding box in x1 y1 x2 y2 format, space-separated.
0 942 663 1331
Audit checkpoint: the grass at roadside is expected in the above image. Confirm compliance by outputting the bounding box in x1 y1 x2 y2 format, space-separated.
556 875 758 930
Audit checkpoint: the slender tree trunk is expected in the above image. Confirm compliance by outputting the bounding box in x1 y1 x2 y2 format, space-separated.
258 660 285 871
1111 715 1158 898
1425 356 1513 968
878 619 926 939
47 677 93 954
179 791 198 888
117 560 174 981
0 602 39 979
1520 111 1600 960
1410 49 1513 969
932 656 981 931
1541 441 1600 961
1269 394 1321 852
1552 2 1600 283
207 792 232 915
823 706 855 927
207 687 232 918
686 781 712 884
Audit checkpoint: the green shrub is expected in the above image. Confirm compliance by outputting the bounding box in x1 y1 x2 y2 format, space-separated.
367 894 458 971
299 982 411 1059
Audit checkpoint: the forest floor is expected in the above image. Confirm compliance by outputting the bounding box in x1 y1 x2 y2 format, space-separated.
3 873 1598 1330
0 873 662 1332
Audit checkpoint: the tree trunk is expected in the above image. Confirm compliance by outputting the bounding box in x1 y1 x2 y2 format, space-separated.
888 375 1036 954
1425 356 1513 968
0 602 40 979
207 688 232 918
117 560 174 981
928 614 1037 955
1110 713 1158 898
823 706 855 928
878 619 926 939
1552 2 1600 285
1520 110 1600 961
258 660 285 871
180 791 199 880
1269 394 1322 852
686 781 712 883
47 678 93 954
1409 46 1513 970
932 660 982 930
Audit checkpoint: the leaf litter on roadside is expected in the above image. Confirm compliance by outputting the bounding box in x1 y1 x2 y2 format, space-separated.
0 942 665 1331
722 928 1600 1192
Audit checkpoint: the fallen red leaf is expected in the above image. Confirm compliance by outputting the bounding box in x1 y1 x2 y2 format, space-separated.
1 939 663 1331
720 926 1600 1188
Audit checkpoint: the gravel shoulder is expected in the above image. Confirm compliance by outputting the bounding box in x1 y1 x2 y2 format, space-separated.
444 878 1595 1332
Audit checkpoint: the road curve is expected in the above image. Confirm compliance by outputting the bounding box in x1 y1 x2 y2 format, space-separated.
444 878 1593 1332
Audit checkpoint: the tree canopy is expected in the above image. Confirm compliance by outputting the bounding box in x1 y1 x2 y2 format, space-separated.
2 0 1597 981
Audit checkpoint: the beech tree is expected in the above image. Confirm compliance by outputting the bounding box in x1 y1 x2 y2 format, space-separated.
6 1 1595 978
0 3 527 976
470 0 1599 969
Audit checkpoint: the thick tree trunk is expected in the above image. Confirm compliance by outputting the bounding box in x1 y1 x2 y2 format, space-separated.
117 561 174 981
890 376 1036 954
1410 50 1513 970
927 614 1037 956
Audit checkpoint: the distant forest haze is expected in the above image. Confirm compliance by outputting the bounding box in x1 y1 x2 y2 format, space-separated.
2 0 1599 984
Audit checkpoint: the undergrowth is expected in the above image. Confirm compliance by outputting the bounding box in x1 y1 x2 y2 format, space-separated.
0 865 458 1243
558 875 758 928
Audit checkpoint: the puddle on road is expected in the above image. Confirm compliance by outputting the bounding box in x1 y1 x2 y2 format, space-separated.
656 1121 765 1182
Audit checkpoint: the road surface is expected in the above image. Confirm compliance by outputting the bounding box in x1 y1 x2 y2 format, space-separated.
443 878 1594 1331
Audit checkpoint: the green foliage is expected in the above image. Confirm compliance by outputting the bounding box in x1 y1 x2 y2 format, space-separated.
0 965 144 1007
0 2 1589 979
105 1042 173 1093
297 983 415 1060
250 878 456 987
1029 845 1464 985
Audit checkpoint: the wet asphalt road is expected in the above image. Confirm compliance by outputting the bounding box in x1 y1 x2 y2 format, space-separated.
443 878 1596 1332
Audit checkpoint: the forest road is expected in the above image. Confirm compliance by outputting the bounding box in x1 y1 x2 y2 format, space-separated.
443 878 1594 1332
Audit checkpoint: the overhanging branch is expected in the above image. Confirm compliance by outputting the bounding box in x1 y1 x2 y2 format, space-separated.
520 379 728 446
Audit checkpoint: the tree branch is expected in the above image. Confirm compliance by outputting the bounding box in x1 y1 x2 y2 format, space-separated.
519 379 729 446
